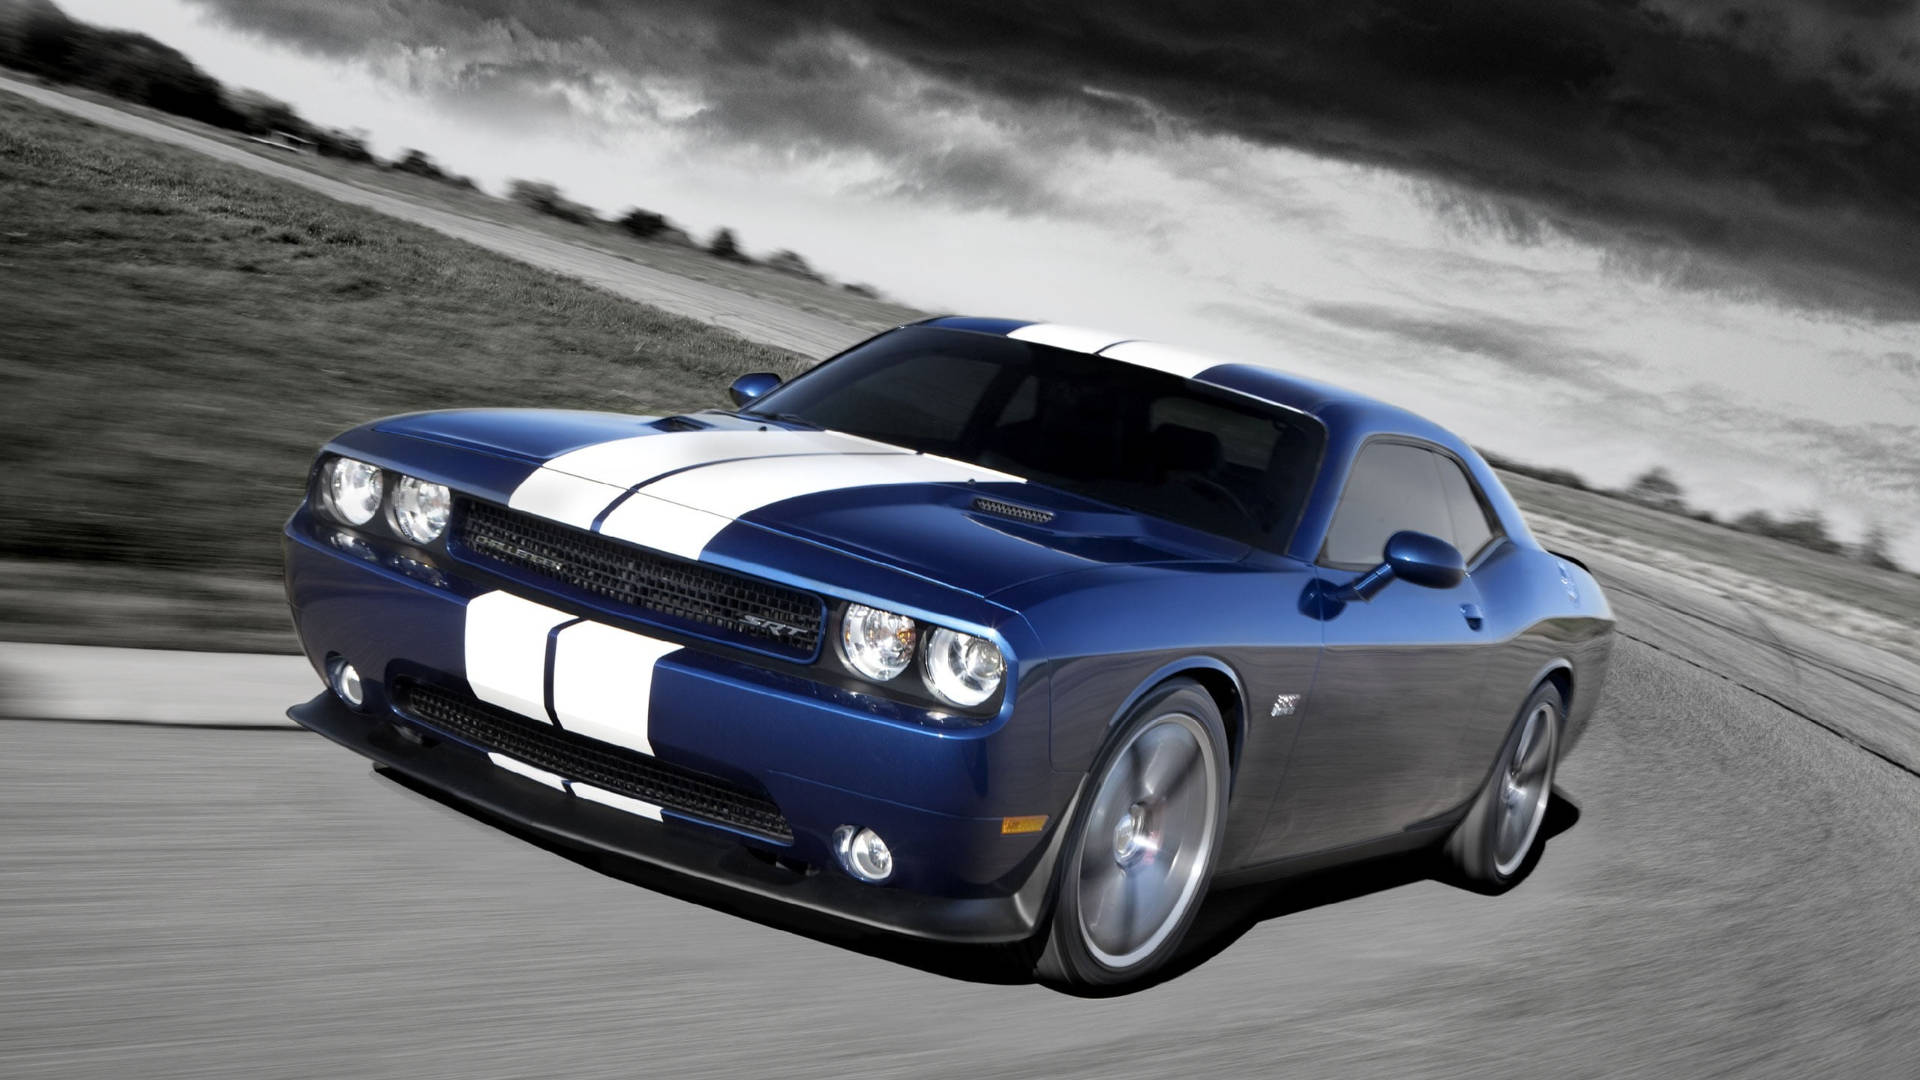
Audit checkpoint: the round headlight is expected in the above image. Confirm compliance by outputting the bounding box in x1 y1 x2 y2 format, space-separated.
390 475 451 544
324 457 384 526
922 627 1005 708
841 603 916 682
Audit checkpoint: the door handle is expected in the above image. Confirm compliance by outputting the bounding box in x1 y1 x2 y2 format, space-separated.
1460 603 1484 631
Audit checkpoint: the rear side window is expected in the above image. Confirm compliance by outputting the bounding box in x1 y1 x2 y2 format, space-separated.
1321 442 1455 565
1435 455 1498 558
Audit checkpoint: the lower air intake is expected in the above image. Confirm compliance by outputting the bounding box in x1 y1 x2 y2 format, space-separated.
397 681 793 843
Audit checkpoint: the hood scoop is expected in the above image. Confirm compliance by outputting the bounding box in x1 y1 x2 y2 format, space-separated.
970 495 1055 525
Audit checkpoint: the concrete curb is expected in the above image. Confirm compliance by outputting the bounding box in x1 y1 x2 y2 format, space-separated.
0 642 311 728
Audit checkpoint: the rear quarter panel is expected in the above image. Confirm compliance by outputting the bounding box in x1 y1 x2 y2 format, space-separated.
1472 544 1615 761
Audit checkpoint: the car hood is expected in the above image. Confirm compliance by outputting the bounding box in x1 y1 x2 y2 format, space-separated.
372 409 1247 598
375 407 666 463
711 472 1248 597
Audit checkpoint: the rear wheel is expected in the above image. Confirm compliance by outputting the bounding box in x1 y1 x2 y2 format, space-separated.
1443 682 1562 891
1037 680 1229 988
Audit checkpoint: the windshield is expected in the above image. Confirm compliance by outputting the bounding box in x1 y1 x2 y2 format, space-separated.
745 326 1325 551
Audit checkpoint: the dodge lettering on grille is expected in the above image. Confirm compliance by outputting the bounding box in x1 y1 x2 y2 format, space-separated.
467 531 569 575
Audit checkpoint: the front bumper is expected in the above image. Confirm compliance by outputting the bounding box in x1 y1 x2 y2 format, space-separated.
291 690 1061 944
284 498 1074 943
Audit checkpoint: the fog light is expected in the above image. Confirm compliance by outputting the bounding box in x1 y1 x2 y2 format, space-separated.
832 825 894 883
328 528 377 562
327 658 365 709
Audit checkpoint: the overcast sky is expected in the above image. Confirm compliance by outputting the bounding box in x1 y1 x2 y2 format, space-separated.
59 0 1920 561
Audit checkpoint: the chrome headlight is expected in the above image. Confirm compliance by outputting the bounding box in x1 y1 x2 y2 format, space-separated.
921 627 1005 707
323 457 384 526
390 475 451 544
841 603 917 681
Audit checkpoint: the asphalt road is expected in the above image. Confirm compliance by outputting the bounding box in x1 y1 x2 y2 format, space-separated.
5 74 1919 1077
6 634 1920 1078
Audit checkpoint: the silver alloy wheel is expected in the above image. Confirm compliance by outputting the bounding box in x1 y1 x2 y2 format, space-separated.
1492 702 1556 877
1074 711 1221 969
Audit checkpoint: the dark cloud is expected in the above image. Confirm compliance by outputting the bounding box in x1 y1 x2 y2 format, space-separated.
189 0 1920 317
1305 301 1643 397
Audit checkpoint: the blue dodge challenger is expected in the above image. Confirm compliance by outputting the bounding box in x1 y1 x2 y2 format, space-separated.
285 316 1614 986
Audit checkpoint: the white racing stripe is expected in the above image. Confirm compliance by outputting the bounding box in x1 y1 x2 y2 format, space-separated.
572 781 664 821
549 620 682 755
487 752 567 791
1006 323 1131 354
507 468 627 530
538 428 908 489
1098 339 1228 379
641 451 1020 521
1011 323 1237 382
594 493 736 561
463 590 572 722
596 451 1020 559
506 427 959 557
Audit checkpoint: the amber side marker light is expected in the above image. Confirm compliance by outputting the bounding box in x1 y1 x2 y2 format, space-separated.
1001 815 1048 835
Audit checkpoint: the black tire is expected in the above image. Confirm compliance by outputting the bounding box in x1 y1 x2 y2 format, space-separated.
1036 679 1231 988
1442 681 1564 893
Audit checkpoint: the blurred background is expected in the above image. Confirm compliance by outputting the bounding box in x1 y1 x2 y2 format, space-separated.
3 0 1918 655
2 1 1918 1076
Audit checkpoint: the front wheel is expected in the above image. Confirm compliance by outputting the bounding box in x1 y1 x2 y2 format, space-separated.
1036 679 1230 988
1442 681 1563 891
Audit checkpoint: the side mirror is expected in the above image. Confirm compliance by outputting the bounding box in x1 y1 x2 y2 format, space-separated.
727 372 782 407
1383 530 1465 590
1333 530 1465 603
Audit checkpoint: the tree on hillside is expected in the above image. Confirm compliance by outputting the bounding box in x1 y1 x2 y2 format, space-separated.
707 227 744 261
1733 508 1843 555
0 0 73 67
1626 466 1686 513
0 4 243 130
232 91 309 139
764 249 821 281
508 178 559 209
1773 510 1842 554
508 179 596 224
1856 522 1901 572
393 148 448 180
3 4 385 164
396 149 473 187
310 127 374 164
617 208 671 240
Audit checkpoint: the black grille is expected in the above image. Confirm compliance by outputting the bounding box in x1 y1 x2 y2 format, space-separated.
455 499 823 656
971 496 1054 525
399 681 793 843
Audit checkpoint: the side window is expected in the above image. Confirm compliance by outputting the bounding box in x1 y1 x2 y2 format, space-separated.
1321 442 1454 565
1435 455 1498 559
